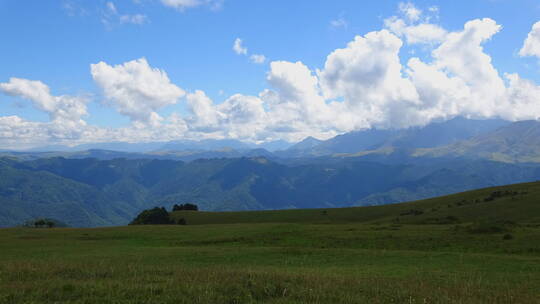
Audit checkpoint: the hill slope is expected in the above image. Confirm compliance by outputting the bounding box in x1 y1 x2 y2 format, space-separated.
171 180 540 225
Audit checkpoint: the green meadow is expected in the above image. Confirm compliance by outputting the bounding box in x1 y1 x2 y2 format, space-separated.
1 182 540 303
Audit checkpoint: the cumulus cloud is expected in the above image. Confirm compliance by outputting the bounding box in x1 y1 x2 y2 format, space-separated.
90 58 185 126
430 18 504 116
4 2 540 148
0 78 88 124
503 73 540 120
519 21 540 58
183 90 269 140
318 30 420 129
0 78 94 148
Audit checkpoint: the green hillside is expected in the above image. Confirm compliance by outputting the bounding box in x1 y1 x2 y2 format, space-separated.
1 181 539 303
171 181 540 225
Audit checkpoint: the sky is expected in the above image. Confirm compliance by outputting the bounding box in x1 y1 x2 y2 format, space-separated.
0 0 540 149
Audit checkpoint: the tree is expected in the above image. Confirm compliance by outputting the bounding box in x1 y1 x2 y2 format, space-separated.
34 219 46 228
172 203 199 211
129 207 173 225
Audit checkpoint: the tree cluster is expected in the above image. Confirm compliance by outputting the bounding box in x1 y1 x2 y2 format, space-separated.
129 207 173 225
129 204 198 225
172 203 199 211
23 218 62 228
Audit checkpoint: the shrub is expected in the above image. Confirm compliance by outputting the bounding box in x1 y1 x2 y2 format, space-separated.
503 233 514 240
400 209 424 216
466 220 511 234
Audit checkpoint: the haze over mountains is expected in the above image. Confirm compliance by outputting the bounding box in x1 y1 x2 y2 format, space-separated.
1 117 514 160
2 117 540 227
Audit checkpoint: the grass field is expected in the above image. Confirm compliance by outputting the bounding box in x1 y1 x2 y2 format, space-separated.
1 182 540 303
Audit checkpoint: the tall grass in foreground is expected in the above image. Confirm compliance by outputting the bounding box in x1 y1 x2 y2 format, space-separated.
0 223 539 303
1 260 538 304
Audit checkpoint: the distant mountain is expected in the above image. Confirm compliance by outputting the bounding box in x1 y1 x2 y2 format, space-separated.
288 136 324 151
281 117 510 157
2 155 540 227
416 120 540 163
256 140 293 152
158 139 253 151
27 142 165 153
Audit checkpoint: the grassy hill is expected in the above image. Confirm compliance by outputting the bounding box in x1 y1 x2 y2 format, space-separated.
171 181 540 225
1 181 540 303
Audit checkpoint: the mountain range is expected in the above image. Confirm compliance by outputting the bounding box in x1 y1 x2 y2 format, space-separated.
2 117 540 227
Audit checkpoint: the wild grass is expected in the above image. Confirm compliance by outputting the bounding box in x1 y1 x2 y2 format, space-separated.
1 222 539 303
1 181 540 303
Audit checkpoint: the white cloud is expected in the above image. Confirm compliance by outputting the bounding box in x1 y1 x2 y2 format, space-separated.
431 18 504 116
502 73 540 121
120 14 148 25
234 38 268 65
233 38 248 55
519 21 540 58
0 78 94 148
5 3 540 148
384 2 446 44
106 1 117 14
318 30 419 129
161 0 201 9
385 17 447 44
330 18 347 29
250 54 266 64
62 1 89 17
0 78 88 124
161 0 223 11
102 1 148 27
183 90 270 140
90 58 185 126
399 2 422 22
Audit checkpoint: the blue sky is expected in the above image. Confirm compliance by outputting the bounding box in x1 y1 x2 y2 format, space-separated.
0 0 540 148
